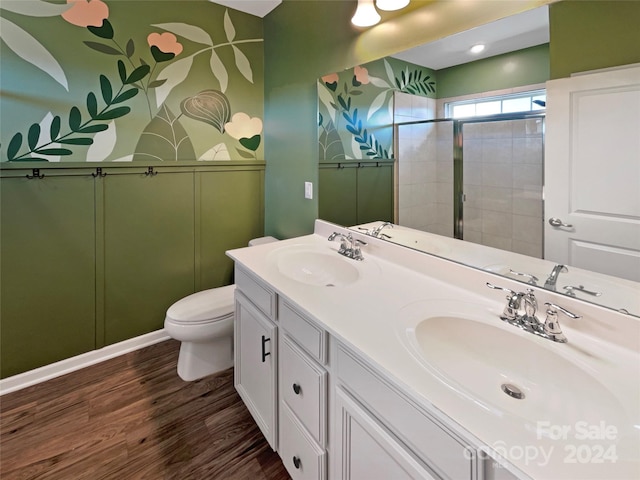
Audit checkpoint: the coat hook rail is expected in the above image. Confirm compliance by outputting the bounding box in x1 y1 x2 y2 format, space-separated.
91 167 107 178
145 166 158 176
26 168 44 179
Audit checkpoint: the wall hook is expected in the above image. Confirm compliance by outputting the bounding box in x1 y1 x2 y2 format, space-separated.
145 166 158 176
26 168 44 179
337 163 344 169
91 167 107 178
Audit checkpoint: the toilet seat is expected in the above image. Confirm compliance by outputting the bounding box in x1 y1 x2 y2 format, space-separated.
165 285 235 325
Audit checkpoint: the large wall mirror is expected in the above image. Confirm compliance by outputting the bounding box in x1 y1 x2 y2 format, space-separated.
317 5 640 317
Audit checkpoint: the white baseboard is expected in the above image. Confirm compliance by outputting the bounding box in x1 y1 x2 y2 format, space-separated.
0 330 171 396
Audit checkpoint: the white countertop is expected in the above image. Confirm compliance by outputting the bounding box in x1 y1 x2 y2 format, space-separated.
227 220 640 480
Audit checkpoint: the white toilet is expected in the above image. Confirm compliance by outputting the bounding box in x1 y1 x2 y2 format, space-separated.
164 236 278 381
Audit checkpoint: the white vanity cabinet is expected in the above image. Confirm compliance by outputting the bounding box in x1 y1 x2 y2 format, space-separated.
234 267 278 450
277 298 328 479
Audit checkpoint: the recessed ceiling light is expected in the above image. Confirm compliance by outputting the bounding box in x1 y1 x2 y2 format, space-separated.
470 44 486 54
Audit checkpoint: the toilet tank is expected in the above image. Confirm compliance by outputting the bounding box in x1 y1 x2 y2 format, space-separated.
248 236 278 247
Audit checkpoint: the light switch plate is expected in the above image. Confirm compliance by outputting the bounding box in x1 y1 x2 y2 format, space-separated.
304 181 313 199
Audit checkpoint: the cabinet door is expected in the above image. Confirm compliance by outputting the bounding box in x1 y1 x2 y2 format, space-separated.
0 174 96 378
357 163 393 224
102 172 195 344
235 291 278 450
318 165 357 226
334 388 436 480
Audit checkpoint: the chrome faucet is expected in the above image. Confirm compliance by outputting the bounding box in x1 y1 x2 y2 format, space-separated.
371 222 393 238
487 283 581 343
328 232 367 261
544 264 568 291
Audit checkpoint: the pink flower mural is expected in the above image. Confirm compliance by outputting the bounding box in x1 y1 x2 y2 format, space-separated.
61 0 109 28
147 32 183 62
354 65 370 85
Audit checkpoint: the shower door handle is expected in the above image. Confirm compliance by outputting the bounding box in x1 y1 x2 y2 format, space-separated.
548 217 573 228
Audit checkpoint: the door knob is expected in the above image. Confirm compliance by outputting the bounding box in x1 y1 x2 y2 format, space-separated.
548 217 573 228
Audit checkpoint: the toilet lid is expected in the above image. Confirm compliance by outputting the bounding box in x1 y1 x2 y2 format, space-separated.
166 285 235 323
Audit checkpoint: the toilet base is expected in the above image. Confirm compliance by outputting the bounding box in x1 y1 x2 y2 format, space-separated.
176 335 233 381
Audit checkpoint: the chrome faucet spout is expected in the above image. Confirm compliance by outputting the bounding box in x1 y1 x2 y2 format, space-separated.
371 222 394 237
544 264 568 290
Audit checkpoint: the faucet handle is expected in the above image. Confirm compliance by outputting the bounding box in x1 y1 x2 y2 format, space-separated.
543 302 581 343
486 283 523 321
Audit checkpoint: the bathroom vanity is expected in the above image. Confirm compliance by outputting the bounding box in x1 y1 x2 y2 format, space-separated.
227 220 639 480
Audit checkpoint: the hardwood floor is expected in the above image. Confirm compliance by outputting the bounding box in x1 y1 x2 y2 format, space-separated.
0 340 290 479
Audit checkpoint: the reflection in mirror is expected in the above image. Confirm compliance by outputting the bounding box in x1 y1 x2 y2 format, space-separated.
353 221 640 317
317 5 640 317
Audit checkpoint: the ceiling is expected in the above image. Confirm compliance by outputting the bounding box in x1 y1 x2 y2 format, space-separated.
208 0 282 18
207 2 549 70
391 5 549 70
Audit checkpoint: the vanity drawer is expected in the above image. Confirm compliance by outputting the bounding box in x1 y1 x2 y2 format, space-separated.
279 403 326 480
235 266 276 320
337 346 475 480
279 298 327 364
281 335 327 446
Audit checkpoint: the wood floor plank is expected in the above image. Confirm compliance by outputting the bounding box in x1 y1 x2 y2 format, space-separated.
0 339 290 480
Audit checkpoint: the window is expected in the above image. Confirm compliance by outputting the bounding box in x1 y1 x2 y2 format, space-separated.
447 90 546 118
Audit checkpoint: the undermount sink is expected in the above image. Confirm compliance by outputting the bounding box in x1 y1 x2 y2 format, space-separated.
396 301 634 435
268 244 367 287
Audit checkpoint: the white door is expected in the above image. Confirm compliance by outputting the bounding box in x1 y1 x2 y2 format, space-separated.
544 64 640 282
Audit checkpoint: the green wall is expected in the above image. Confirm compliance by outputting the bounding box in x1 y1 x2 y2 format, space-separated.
437 44 549 99
549 0 640 79
262 0 552 239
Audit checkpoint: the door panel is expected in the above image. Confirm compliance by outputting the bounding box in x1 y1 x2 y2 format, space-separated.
545 65 640 281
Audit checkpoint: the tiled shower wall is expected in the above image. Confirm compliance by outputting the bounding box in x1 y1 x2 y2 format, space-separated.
395 86 544 257
461 118 544 258
395 92 454 235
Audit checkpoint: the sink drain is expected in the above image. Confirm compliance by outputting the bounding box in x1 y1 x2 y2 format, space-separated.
501 383 525 400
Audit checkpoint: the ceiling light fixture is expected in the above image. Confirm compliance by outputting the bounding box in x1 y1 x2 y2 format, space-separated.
375 0 410 11
351 0 381 27
470 44 486 54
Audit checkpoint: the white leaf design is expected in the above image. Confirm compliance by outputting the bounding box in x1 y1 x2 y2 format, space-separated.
31 112 61 162
317 82 336 123
223 10 235 42
155 54 195 107
210 49 228 93
368 75 390 89
367 91 390 121
0 0 71 17
199 143 230 161
87 121 116 162
351 137 361 160
384 59 395 86
152 23 213 46
232 45 253 83
0 17 68 90
112 154 134 162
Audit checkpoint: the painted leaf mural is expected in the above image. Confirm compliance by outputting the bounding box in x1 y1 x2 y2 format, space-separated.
0 17 69 90
1 2 264 162
133 105 195 161
317 57 436 162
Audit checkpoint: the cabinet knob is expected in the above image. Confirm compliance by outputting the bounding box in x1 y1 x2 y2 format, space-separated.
292 383 301 395
292 456 301 469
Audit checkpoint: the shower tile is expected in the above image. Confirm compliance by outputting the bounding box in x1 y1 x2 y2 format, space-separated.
482 138 513 163
436 160 454 183
482 210 512 237
411 184 429 207
463 206 482 231
482 163 513 188
462 184 482 209
512 164 542 190
436 181 453 204
399 186 413 207
394 92 413 117
482 233 513 251
482 121 512 138
462 139 482 163
463 229 483 245
512 239 543 259
463 123 482 139
463 163 482 186
512 214 543 245
512 188 543 216
512 137 543 164
481 186 513 213
413 161 430 183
